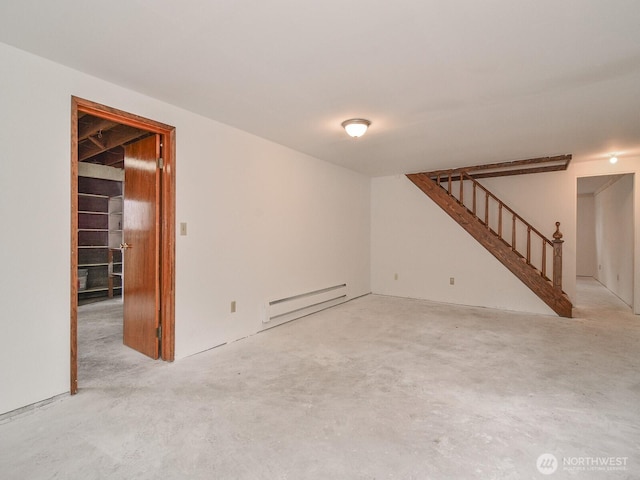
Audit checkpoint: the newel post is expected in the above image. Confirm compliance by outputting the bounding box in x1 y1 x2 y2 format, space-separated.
552 222 563 291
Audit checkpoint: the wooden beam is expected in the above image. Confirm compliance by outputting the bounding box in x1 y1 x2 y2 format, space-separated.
469 163 569 179
86 135 106 149
420 154 572 180
78 116 119 141
104 147 125 167
79 129 148 161
80 148 124 167
434 164 569 183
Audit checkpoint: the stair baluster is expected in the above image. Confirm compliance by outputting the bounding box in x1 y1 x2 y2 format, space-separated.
433 171 560 286
407 171 572 317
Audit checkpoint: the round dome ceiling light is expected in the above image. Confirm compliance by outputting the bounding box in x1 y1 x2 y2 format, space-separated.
609 154 618 164
341 118 371 138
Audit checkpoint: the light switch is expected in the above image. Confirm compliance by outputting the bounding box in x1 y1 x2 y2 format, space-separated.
180 222 187 236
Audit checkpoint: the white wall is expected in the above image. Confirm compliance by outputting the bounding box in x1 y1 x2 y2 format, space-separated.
573 158 640 314
576 194 596 277
371 157 640 316
371 175 559 315
0 43 371 415
594 175 634 306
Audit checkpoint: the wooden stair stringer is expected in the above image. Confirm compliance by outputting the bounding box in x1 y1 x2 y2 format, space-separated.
406 173 572 317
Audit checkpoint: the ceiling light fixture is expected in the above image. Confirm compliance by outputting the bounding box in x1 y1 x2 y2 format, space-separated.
342 118 371 138
609 154 618 164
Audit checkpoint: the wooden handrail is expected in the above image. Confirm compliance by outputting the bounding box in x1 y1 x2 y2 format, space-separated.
462 172 553 246
435 171 562 287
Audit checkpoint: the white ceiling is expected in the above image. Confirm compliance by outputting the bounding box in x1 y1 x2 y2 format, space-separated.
2 0 640 176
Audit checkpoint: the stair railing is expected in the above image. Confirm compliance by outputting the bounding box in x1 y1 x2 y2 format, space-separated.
433 171 564 291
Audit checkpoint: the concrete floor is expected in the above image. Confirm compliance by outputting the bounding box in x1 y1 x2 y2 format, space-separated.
1 278 638 479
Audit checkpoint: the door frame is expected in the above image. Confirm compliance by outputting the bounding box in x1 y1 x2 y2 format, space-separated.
70 96 176 394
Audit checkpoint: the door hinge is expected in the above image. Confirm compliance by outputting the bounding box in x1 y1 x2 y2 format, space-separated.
156 325 162 340
157 157 164 169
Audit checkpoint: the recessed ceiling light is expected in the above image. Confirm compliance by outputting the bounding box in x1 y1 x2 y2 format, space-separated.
609 154 618 164
341 118 371 138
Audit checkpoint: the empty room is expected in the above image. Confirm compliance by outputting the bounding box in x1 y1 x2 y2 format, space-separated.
1 1 639 478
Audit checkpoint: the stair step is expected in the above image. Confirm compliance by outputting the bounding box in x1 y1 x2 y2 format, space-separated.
406 173 572 318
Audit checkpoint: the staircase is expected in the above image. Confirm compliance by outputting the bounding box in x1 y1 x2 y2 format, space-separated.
406 172 572 317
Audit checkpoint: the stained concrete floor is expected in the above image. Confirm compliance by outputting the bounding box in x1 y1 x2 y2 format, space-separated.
1 278 638 479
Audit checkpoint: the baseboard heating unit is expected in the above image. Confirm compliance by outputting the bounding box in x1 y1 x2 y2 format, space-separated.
264 283 348 326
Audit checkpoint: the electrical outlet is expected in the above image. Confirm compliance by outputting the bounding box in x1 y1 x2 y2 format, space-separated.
230 301 236 313
180 222 187 236
449 277 455 285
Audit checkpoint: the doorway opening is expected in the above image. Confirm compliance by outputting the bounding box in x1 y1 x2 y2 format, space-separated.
576 174 634 311
70 97 176 394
